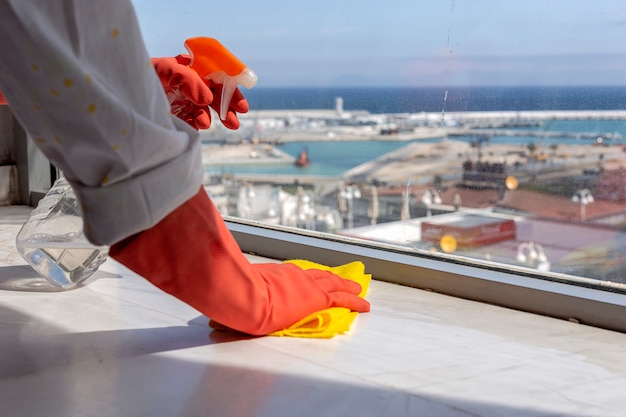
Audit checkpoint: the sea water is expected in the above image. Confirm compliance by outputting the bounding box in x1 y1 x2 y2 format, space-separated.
244 86 626 114
206 140 428 177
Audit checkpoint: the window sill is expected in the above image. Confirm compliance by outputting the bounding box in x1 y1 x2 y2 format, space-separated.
226 217 626 334
2 210 626 415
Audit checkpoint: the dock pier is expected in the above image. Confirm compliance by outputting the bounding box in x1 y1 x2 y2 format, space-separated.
449 128 622 141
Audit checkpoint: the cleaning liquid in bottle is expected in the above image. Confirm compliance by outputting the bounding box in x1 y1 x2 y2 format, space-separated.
15 176 108 290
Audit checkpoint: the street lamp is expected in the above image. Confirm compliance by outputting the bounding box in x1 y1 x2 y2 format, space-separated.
296 186 315 229
421 190 442 217
516 242 550 272
368 185 379 225
237 183 256 219
572 189 594 221
340 184 361 229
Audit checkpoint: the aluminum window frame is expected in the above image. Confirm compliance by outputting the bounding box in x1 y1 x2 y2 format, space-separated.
227 217 626 334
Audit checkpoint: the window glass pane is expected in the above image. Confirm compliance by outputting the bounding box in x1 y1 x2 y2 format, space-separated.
135 1 626 286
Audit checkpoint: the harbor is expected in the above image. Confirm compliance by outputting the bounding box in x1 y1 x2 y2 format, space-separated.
200 107 626 184
201 103 626 145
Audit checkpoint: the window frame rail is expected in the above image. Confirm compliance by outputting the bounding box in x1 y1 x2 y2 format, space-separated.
227 217 626 334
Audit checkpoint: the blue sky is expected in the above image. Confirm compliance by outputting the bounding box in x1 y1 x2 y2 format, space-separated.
131 0 626 87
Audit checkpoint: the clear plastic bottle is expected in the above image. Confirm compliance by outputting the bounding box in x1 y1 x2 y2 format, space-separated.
15 176 109 289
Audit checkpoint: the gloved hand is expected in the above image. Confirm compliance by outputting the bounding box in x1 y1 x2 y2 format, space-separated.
152 54 249 130
0 91 7 105
109 187 370 336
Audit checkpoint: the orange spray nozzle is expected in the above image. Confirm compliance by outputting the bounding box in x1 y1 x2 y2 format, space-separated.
184 37 258 120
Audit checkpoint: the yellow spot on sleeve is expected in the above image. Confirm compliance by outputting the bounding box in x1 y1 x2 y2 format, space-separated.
111 28 119 38
34 138 45 144
87 103 96 113
112 144 119 151
31 64 39 71
121 128 128 136
64 79 74 88
101 176 110 185
85 74 92 84
33 103 41 110
50 89 59 96
54 136 61 144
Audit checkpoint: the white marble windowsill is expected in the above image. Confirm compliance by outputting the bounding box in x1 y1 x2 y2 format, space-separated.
1 206 626 417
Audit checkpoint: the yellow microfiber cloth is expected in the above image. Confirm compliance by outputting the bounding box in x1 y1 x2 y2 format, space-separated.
268 260 371 338
209 260 371 338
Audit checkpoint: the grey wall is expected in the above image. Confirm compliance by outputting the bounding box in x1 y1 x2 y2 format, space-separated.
0 106 52 206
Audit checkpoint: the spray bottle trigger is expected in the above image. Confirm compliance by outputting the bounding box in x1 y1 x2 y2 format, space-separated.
220 77 238 120
219 68 258 120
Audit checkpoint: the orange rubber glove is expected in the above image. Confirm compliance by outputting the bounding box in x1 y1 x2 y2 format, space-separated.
109 187 370 336
152 54 249 130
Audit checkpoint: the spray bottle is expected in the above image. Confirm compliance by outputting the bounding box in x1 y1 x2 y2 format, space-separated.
15 175 109 290
168 37 258 120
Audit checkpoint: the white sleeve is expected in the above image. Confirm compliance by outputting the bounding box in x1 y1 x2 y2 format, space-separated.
0 0 203 245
